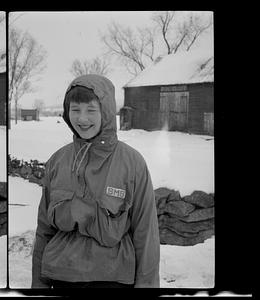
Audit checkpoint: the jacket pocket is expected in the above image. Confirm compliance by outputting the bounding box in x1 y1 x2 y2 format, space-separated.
47 189 76 232
100 195 131 218
90 188 133 247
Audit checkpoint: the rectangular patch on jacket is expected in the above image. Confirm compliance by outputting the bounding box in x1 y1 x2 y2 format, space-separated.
106 186 126 199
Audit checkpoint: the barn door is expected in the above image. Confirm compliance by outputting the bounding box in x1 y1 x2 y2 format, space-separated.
160 91 189 131
160 93 170 129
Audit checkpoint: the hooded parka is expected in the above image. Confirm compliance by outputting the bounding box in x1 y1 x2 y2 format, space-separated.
31 74 160 288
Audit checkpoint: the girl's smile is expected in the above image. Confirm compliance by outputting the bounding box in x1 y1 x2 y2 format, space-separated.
69 100 102 140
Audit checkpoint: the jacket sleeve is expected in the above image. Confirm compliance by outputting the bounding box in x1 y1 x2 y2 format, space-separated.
130 161 160 288
31 162 57 288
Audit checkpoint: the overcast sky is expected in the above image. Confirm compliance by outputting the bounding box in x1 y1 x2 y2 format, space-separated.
9 11 213 110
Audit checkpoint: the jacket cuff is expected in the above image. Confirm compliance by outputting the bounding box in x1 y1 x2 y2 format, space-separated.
134 269 160 288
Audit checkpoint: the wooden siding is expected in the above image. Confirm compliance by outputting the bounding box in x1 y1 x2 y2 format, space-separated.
204 112 214 135
160 91 189 131
123 82 214 134
0 73 6 125
188 83 214 134
20 109 39 121
124 86 161 130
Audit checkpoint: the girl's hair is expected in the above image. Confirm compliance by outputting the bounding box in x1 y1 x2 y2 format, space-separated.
65 86 99 104
63 85 101 137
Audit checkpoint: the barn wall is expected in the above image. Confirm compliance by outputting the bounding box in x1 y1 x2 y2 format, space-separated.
124 86 161 130
188 82 214 134
0 73 6 126
124 82 214 134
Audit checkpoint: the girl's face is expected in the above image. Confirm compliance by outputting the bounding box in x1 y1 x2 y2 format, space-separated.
69 100 102 140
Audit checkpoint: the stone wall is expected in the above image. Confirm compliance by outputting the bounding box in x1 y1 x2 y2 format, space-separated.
155 187 214 246
0 182 7 237
8 156 45 186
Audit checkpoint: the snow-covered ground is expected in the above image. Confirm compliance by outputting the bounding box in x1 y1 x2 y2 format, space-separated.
8 116 215 288
0 235 7 288
9 177 40 237
9 116 214 195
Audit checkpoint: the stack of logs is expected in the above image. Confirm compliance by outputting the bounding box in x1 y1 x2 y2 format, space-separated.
0 182 7 237
155 187 214 246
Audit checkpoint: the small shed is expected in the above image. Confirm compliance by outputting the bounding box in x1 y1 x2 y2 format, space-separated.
120 106 134 130
121 48 214 135
0 72 6 126
21 109 39 121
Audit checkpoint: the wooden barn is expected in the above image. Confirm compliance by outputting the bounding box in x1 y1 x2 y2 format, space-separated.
0 72 6 126
20 109 39 121
121 49 214 135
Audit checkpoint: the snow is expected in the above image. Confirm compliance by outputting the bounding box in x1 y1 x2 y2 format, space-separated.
124 48 214 88
9 177 41 237
9 117 72 163
0 235 7 288
118 128 214 195
160 237 214 288
9 116 214 196
7 116 215 288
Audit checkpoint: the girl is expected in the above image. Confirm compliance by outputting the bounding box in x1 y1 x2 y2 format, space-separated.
31 74 160 288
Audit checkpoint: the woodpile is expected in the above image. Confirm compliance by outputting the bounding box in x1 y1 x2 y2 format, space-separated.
155 187 214 246
0 181 7 237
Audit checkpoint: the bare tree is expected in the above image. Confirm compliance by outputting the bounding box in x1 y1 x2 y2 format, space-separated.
152 11 176 54
9 27 47 125
152 11 213 54
70 56 110 77
101 22 156 76
33 98 45 114
1 12 27 70
101 12 213 76
9 12 27 26
183 13 213 51
1 12 28 80
152 11 191 54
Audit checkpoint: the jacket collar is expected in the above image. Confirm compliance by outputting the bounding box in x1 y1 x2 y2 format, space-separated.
73 132 118 154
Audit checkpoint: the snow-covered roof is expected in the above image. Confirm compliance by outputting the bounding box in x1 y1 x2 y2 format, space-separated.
124 47 214 88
